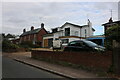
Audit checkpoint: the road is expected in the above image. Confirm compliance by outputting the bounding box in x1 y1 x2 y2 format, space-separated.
2 57 64 78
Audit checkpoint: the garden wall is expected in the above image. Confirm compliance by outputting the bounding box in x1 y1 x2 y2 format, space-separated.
31 50 112 71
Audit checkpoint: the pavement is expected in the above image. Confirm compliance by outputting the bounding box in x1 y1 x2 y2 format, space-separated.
2 52 99 78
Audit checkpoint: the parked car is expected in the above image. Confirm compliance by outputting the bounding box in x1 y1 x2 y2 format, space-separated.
63 39 105 52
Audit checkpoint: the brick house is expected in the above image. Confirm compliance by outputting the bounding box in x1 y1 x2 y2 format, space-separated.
102 18 120 35
20 23 48 47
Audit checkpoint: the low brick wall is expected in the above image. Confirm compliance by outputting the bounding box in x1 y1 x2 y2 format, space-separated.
31 50 112 71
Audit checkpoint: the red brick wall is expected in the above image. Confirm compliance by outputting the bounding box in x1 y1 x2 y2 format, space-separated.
37 28 47 41
21 36 25 41
20 28 47 46
31 50 112 71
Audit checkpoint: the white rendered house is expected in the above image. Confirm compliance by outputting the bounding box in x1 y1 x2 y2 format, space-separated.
43 20 95 48
52 20 94 41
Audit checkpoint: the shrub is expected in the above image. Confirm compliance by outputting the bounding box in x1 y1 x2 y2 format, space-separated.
105 24 120 50
20 41 40 48
2 39 20 52
106 24 120 42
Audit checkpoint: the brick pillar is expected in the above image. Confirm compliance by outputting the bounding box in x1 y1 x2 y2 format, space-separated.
113 40 120 74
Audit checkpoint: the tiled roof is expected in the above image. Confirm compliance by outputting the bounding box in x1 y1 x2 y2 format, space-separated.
92 28 95 31
20 28 41 37
61 22 95 31
61 22 83 28
102 20 120 26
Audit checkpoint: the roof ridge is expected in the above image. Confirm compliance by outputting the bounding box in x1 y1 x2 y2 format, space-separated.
25 28 41 33
66 22 81 26
20 28 41 36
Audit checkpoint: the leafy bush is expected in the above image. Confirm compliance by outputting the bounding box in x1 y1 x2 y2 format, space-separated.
105 24 120 50
106 24 120 42
20 41 40 48
2 39 20 52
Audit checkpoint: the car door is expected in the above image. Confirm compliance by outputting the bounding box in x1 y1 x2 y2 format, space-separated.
67 41 84 52
67 41 76 51
74 41 85 51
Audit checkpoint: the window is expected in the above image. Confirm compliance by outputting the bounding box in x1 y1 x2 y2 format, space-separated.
24 36 26 41
84 40 97 47
29 35 30 41
75 42 84 46
65 28 70 36
68 41 76 46
55 38 59 40
75 31 78 36
33 34 36 44
69 41 85 47
52 28 58 33
62 39 69 44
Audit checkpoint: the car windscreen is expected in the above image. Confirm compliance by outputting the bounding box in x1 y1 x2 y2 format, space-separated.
83 40 98 47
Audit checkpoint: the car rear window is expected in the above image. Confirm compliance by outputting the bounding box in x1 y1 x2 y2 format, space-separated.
83 40 98 47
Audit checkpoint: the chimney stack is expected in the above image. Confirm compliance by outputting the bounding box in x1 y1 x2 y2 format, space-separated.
41 23 44 28
109 17 113 23
31 26 34 30
23 29 26 33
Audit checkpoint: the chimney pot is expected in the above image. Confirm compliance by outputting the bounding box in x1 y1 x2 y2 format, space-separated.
31 26 34 30
41 23 44 28
23 29 26 33
109 17 113 23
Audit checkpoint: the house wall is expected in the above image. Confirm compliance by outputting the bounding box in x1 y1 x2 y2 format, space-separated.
43 35 53 47
30 34 35 42
80 24 93 38
88 21 93 37
20 28 47 47
61 24 81 37
37 28 48 42
53 31 63 40
55 23 93 38
81 26 89 37
20 34 36 42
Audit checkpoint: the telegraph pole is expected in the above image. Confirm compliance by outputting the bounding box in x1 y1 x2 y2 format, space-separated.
110 9 112 18
86 13 89 22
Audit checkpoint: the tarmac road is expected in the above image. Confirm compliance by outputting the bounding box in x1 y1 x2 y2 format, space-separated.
2 57 64 78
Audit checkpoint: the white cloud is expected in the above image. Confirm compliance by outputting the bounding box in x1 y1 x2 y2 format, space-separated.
2 2 118 35
2 0 120 2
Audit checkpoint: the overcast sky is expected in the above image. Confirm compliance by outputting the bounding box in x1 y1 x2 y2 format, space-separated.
2 2 118 35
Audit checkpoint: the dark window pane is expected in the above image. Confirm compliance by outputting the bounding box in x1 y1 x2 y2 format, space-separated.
65 28 70 36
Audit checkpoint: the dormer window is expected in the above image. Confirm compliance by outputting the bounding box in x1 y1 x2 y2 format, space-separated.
52 28 58 33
